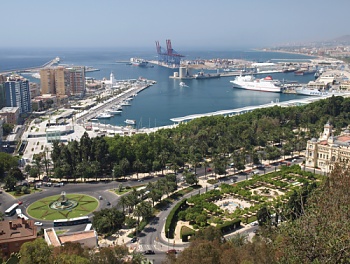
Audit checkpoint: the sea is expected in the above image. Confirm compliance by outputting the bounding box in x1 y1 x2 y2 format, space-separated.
0 47 316 127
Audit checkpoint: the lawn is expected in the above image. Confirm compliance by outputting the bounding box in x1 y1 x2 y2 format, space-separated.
27 194 98 220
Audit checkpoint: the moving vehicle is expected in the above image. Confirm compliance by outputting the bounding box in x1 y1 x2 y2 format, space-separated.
53 216 90 227
5 203 19 216
166 249 177 254
130 58 148 67
34 222 43 226
130 237 137 243
230 75 282 93
143 250 155 255
124 119 136 125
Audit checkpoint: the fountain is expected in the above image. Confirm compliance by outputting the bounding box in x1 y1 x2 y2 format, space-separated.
49 191 78 211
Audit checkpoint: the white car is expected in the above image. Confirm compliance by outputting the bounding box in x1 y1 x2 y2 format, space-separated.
34 222 43 226
250 221 258 226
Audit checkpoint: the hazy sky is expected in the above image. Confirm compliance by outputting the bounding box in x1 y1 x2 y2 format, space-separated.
1 0 349 50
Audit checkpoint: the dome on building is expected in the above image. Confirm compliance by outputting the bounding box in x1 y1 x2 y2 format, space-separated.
311 138 317 142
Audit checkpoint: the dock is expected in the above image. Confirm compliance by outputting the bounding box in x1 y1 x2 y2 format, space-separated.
170 95 341 124
0 57 60 75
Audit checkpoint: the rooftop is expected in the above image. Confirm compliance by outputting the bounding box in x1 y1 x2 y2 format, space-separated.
0 107 19 114
0 219 37 242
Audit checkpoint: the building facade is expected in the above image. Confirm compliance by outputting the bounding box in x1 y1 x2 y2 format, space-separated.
40 66 86 98
39 68 56 94
306 121 350 173
0 219 37 259
5 76 31 114
66 67 85 97
0 107 20 125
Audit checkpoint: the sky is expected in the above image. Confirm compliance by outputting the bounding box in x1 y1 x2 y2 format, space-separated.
1 0 350 50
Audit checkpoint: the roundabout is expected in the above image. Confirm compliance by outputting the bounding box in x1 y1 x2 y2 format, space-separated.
27 192 99 220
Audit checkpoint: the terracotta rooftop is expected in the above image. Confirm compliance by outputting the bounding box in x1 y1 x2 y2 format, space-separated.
336 135 350 143
58 230 96 244
0 219 37 242
45 228 61 247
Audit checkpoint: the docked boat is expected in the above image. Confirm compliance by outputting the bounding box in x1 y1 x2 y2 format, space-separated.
96 112 113 119
295 87 343 96
230 75 282 93
130 58 148 67
106 109 122 115
121 101 131 106
124 119 136 125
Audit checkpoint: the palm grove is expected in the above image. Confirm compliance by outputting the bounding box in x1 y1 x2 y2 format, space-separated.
48 95 349 182
2 96 350 263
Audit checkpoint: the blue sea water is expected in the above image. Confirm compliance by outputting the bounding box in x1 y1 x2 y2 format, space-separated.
0 48 315 127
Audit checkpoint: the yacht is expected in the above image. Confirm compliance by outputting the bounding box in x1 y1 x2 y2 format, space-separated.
96 112 113 119
230 75 282 93
124 119 136 125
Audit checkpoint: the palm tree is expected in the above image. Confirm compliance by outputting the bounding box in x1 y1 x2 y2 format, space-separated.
118 195 128 214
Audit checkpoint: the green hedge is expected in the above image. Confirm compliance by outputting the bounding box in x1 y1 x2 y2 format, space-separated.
180 226 195 242
216 219 241 234
165 198 188 239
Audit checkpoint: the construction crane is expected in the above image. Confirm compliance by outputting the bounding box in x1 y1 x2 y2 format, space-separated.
155 39 184 67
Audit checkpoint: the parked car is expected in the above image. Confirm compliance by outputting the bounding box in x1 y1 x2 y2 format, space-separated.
106 201 111 206
166 249 177 255
143 250 155 255
54 183 61 187
207 168 212 172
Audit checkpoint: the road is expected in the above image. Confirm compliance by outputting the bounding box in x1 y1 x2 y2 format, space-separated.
0 156 308 263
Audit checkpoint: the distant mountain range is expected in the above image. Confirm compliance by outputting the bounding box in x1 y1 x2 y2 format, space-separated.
330 35 350 44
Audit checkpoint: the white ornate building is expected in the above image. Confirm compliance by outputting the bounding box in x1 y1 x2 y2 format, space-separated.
306 121 350 173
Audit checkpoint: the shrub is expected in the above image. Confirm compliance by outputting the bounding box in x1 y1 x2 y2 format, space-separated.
180 226 195 242
217 219 241 234
165 199 188 239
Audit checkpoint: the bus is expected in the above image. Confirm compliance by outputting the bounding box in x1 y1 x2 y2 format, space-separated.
5 203 19 216
53 216 90 227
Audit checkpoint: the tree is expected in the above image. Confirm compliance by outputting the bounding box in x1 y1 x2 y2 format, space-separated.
279 164 350 263
2 123 14 136
19 238 53 264
184 173 199 186
92 208 125 234
8 167 25 181
4 175 17 191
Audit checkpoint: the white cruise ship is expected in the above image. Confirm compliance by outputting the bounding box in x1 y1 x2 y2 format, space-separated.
230 75 282 93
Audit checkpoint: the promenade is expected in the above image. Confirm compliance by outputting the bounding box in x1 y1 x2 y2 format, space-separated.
170 95 348 123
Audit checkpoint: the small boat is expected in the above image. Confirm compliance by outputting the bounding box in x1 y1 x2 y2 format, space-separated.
124 119 136 125
96 112 113 119
179 82 188 87
130 58 148 67
106 109 122 115
121 101 131 106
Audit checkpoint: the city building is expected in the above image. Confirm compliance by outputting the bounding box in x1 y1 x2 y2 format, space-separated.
0 219 37 259
0 107 20 125
5 76 31 114
44 228 98 248
39 68 56 95
306 121 350 174
66 66 86 97
40 66 86 98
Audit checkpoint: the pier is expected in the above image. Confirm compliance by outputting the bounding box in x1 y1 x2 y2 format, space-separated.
170 95 340 124
0 57 60 75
